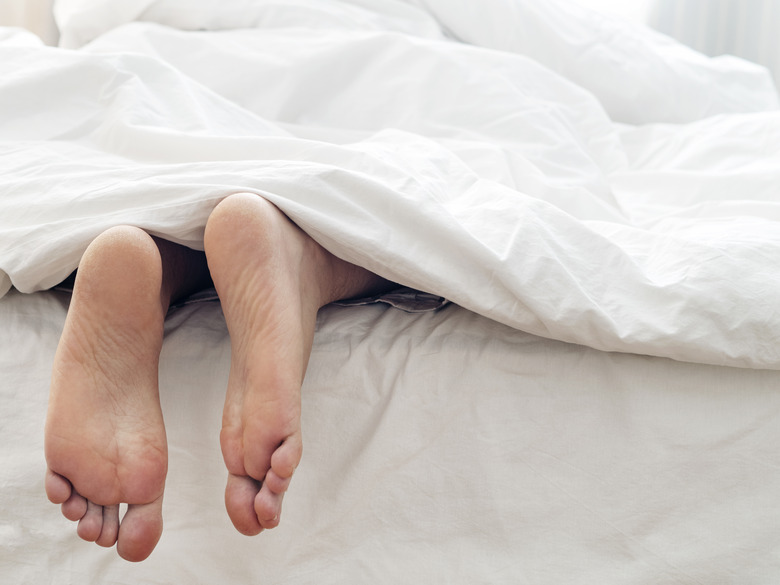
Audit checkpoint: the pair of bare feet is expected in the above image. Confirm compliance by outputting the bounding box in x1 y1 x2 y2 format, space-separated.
44 194 391 562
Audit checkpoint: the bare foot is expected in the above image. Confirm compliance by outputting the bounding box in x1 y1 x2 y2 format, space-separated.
45 226 169 562
204 193 392 535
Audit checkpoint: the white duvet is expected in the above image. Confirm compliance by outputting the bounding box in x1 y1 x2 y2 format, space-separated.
1 0 779 369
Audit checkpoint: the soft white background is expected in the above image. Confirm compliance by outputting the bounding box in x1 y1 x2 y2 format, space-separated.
574 0 651 21
0 0 58 43
0 0 654 45
0 0 777 83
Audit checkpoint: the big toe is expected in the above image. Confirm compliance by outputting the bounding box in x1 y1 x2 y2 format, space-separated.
116 495 164 562
225 473 264 536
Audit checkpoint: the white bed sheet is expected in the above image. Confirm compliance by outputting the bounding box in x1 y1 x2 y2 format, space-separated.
3 289 780 583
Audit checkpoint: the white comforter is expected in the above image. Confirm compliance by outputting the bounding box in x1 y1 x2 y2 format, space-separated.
1 0 779 369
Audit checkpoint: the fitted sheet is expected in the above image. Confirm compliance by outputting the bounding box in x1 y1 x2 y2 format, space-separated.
2 290 780 583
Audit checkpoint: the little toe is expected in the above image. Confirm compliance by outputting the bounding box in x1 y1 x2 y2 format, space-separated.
116 495 164 562
270 434 302 481
45 468 72 505
96 505 120 548
77 500 104 542
61 489 88 522
225 473 264 536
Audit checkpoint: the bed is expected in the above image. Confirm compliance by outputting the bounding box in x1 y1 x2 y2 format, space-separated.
2 0 780 582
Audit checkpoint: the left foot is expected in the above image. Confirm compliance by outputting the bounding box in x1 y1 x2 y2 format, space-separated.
44 226 169 562
45 227 211 561
204 193 391 535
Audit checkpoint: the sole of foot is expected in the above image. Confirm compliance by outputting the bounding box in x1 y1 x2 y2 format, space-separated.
44 225 169 562
204 193 391 535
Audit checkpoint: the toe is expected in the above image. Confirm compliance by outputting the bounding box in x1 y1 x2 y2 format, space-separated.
77 500 104 542
225 473 264 536
270 433 302 480
254 483 283 530
238 427 301 492
61 489 88 522
261 468 292 495
45 468 72 505
116 495 164 562
96 505 120 548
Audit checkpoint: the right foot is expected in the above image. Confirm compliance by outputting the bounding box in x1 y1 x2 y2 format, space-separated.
204 193 392 536
44 226 169 562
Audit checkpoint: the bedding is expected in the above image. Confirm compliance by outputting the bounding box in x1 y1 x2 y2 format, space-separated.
2 0 780 582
